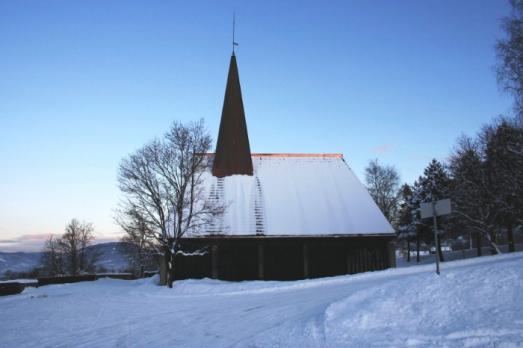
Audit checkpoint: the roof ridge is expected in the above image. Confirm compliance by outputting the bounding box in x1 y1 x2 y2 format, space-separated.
200 153 344 158
251 153 343 158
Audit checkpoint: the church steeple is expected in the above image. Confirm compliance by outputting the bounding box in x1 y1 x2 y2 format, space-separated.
212 53 253 178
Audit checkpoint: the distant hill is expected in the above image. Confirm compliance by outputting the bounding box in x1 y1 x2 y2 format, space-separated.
89 242 133 272
0 242 133 278
0 251 41 276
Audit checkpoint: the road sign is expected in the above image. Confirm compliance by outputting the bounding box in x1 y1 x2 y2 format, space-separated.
420 198 451 219
420 198 452 276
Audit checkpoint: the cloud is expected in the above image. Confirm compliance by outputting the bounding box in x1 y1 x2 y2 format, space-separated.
0 239 18 244
0 233 53 252
371 143 394 154
18 234 53 242
0 233 121 252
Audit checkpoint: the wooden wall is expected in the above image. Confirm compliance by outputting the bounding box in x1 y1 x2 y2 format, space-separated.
174 236 394 281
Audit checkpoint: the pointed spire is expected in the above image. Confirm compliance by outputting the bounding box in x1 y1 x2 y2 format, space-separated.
212 54 253 177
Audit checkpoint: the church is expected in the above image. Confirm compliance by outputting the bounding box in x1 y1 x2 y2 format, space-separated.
172 51 396 281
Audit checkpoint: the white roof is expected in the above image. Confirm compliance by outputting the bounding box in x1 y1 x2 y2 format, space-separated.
192 154 394 237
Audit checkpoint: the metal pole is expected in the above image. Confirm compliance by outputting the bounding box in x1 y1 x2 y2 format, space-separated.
432 196 440 275
232 12 235 54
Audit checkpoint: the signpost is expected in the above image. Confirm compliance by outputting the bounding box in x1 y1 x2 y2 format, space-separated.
420 198 452 275
420 198 451 219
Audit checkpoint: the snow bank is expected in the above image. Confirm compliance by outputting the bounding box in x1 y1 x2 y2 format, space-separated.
1 253 522 347
324 257 523 347
0 279 37 284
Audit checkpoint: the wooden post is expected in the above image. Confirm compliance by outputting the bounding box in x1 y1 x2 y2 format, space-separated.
158 254 167 285
211 245 219 279
508 223 515 252
388 241 396 268
476 232 482 257
257 243 264 279
303 243 309 278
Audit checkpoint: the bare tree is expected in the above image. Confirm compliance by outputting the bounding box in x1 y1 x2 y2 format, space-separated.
40 235 65 276
365 159 401 224
116 207 157 277
40 219 97 276
60 219 97 275
497 0 523 119
495 2 523 233
118 119 222 288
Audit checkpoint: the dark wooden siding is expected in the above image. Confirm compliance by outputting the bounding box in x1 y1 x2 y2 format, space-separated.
308 240 347 278
175 236 394 281
264 241 303 280
173 242 212 280
217 241 258 280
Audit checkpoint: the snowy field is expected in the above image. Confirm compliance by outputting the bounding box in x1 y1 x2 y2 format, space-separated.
1 253 523 347
396 243 523 268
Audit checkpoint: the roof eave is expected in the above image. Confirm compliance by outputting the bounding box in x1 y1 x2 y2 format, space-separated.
182 233 396 239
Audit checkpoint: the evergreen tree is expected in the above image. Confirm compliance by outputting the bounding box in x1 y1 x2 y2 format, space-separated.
410 180 425 262
418 159 451 261
482 118 523 251
397 184 417 262
449 136 501 255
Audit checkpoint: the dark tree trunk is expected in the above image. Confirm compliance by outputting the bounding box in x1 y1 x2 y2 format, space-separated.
416 235 420 263
168 259 175 288
476 232 482 257
490 231 498 255
164 245 174 288
71 252 78 276
508 223 515 252
406 239 411 262
437 237 445 262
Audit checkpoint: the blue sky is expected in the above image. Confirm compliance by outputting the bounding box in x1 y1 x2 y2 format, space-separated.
0 1 513 251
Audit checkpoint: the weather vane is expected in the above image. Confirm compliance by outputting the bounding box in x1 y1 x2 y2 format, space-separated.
232 12 239 54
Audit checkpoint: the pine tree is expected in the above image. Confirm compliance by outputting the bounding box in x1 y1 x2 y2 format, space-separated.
418 159 451 261
449 136 502 255
397 184 416 262
482 118 523 251
410 180 425 262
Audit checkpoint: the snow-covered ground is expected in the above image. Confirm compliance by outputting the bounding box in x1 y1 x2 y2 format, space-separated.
1 253 522 347
0 278 37 284
396 243 523 268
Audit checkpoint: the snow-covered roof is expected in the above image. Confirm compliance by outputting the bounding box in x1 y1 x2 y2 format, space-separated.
190 154 394 237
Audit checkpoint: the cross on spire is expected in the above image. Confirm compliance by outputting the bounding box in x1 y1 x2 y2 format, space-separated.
232 12 239 55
